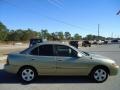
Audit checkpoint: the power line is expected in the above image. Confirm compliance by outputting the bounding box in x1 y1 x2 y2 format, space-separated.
116 10 120 15
48 0 63 9
1 0 92 31
53 0 63 6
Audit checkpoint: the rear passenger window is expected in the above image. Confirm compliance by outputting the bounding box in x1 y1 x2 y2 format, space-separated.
31 45 54 56
39 45 54 56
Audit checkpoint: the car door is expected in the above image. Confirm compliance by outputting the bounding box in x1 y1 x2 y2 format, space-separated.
55 45 90 75
29 44 56 75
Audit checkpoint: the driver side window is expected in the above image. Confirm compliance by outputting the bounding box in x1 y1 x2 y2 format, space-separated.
55 45 77 57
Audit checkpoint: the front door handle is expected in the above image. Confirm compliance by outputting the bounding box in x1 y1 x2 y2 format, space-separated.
58 59 63 61
32 58 36 60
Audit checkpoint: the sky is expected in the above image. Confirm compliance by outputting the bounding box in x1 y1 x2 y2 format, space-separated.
0 0 120 37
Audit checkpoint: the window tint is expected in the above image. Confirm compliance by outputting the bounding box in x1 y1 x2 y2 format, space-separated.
30 45 54 56
31 47 39 55
39 45 54 56
55 45 77 57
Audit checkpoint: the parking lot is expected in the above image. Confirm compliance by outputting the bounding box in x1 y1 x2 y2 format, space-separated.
0 44 120 90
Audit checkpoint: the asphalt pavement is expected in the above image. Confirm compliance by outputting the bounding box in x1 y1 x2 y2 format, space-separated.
0 44 120 90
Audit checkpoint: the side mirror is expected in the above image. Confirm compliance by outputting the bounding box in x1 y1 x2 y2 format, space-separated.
77 53 82 58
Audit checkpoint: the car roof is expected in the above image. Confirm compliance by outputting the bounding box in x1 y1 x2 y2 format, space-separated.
33 41 79 50
35 41 68 46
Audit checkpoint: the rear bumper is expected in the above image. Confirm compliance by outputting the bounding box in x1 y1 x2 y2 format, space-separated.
4 64 20 74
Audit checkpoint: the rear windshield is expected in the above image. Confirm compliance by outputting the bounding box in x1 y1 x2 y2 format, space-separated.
20 47 30 54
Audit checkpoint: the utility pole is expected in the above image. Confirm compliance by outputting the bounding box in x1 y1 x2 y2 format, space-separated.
111 32 113 39
98 24 100 40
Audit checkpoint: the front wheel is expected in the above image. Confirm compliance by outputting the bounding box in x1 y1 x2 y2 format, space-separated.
18 67 37 82
90 68 109 83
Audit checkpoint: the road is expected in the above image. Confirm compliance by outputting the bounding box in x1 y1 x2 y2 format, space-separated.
0 44 120 90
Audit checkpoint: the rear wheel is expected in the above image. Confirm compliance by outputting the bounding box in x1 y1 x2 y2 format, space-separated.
18 67 37 82
90 67 109 83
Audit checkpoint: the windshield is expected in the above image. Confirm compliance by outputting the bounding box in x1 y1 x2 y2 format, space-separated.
81 51 90 56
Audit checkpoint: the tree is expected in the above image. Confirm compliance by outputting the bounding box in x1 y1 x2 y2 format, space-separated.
21 29 38 41
84 34 105 40
41 29 49 39
0 22 8 41
37 32 42 38
85 34 95 40
51 32 59 40
6 30 15 41
74 33 82 40
6 29 38 41
0 22 7 31
7 29 24 41
0 21 107 42
64 32 71 40
58 32 64 40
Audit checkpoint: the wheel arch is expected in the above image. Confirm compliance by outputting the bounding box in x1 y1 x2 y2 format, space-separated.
89 65 110 75
17 65 38 75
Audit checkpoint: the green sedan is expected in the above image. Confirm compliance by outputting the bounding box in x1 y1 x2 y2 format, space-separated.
4 42 119 83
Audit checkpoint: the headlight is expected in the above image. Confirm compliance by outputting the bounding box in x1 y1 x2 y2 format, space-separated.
112 63 119 68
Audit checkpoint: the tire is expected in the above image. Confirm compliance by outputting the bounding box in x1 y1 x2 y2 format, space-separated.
90 67 109 83
18 66 37 82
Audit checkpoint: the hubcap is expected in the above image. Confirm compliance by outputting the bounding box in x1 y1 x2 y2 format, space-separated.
94 69 107 82
22 69 34 81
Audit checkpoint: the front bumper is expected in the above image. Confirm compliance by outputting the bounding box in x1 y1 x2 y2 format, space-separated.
110 65 119 76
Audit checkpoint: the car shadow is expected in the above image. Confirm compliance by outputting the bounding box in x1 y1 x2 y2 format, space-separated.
0 70 94 85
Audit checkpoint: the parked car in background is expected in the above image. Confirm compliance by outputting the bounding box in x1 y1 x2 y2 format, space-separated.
92 40 98 45
103 40 108 44
97 40 104 45
4 42 119 83
69 40 79 48
82 40 91 47
92 40 107 45
29 38 43 47
111 39 119 44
